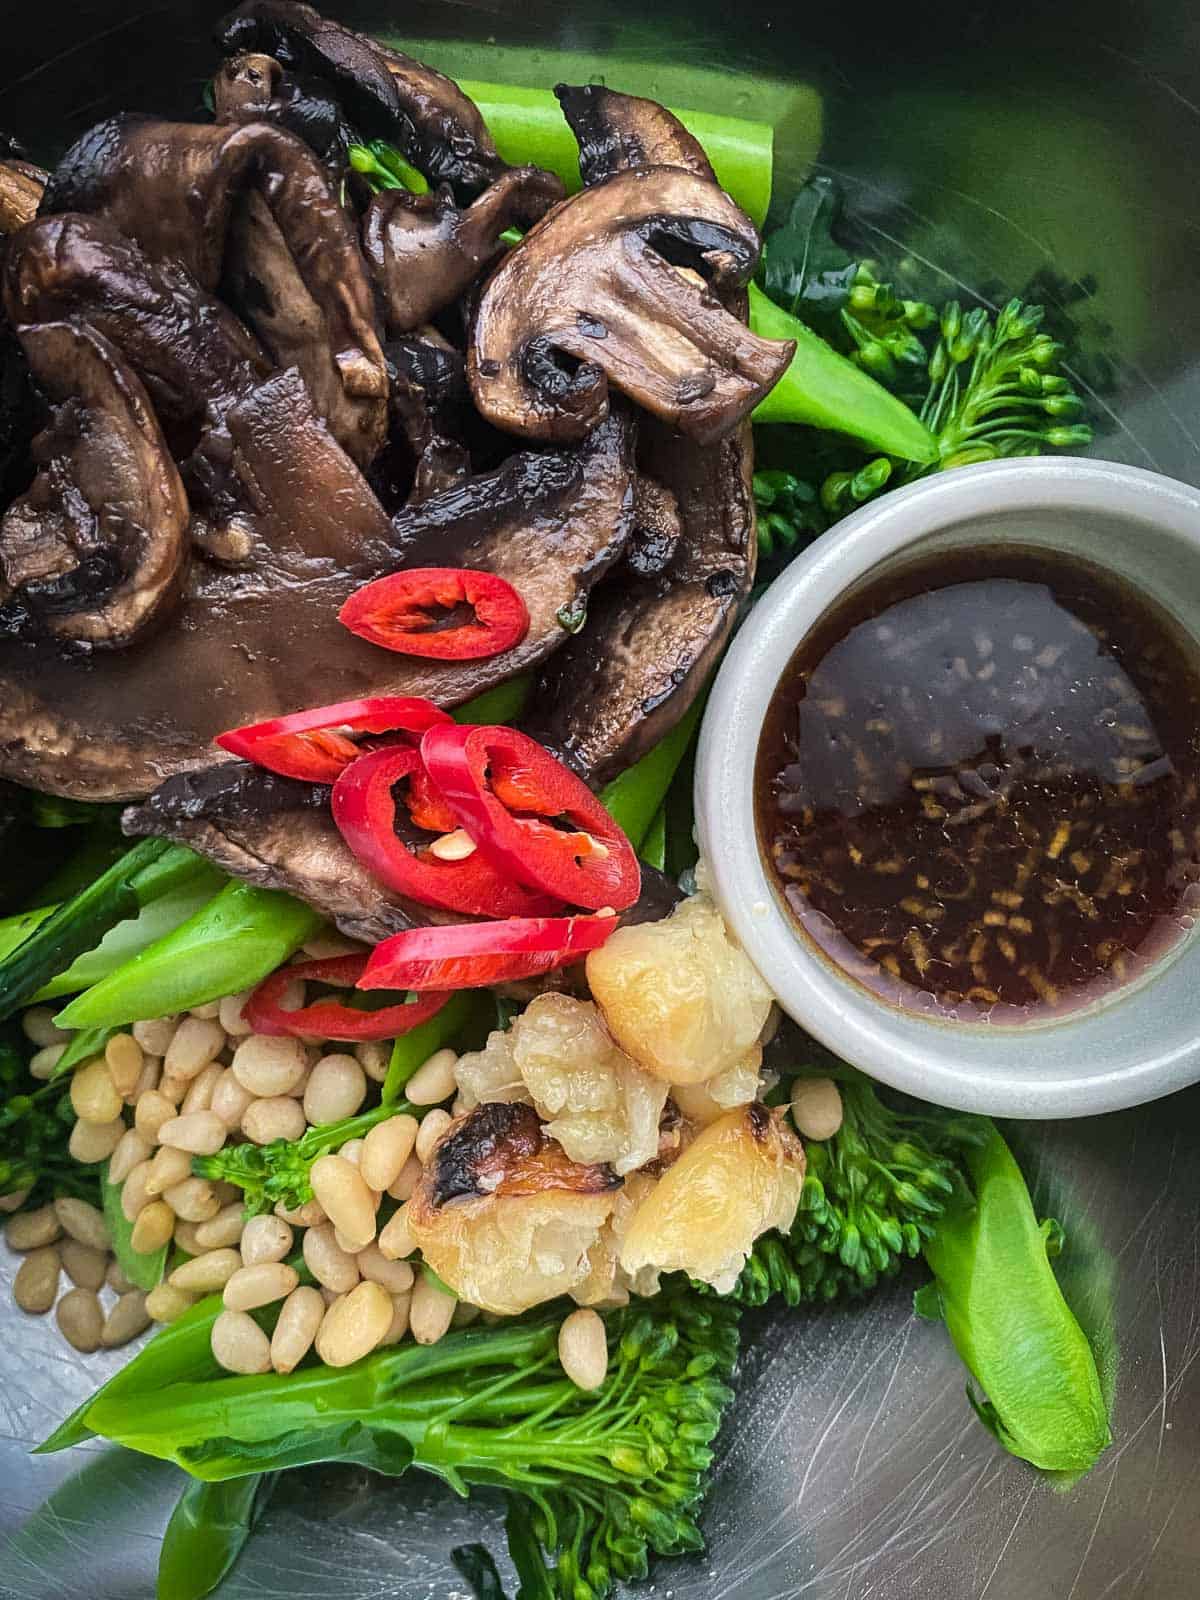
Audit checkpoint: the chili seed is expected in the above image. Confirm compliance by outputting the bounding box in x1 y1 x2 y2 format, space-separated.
270 1285 325 1374
13 1246 60 1313
102 1290 151 1348
211 1308 272 1374
558 1308 608 1391
315 1280 392 1368
405 1049 458 1107
223 1261 299 1312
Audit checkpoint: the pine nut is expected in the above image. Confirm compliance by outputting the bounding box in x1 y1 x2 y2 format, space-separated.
68 1115 125 1165
211 1068 256 1129
158 1110 227 1156
211 1308 272 1374
275 1198 326 1228
415 1109 452 1164
107 1259 136 1293
54 1197 110 1252
270 1285 325 1373
162 1177 220 1222
338 1138 365 1167
410 1269 456 1345
310 1155 376 1249
171 1247 242 1293
57 1287 104 1352
157 1070 191 1105
13 1246 60 1312
231 1034 308 1098
303 931 364 960
241 1095 306 1145
22 1006 69 1047
104 1033 144 1096
6 1203 61 1250
558 1308 608 1391
452 1302 481 1329
790 1078 844 1142
303 1054 367 1124
71 1058 123 1124
315 1280 392 1367
145 1282 197 1323
406 1049 458 1107
356 1244 414 1295
361 1115 418 1192
102 1290 151 1347
130 1201 175 1254
145 1145 193 1196
29 1043 65 1080
109 1128 151 1185
302 1223 360 1293
189 1000 221 1020
319 1285 340 1308
427 828 477 862
240 1214 292 1266
133 1016 178 1056
388 1155 423 1202
182 1062 224 1116
173 1220 208 1256
127 1056 161 1104
218 990 254 1038
134 1089 176 1142
223 1261 299 1312
0 1189 30 1214
380 1290 412 1346
194 1203 247 1251
121 1160 155 1221
378 1203 415 1261
59 1239 109 1291
164 1017 226 1081
355 1039 390 1083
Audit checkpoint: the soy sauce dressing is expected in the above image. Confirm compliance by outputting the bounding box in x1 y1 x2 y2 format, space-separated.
756 549 1200 1023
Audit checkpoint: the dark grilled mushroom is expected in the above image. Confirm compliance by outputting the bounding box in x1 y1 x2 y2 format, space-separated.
627 472 682 577
523 90 761 781
41 115 386 464
555 83 714 188
216 0 505 200
0 157 45 236
0 319 188 648
362 166 565 335
213 50 355 170
468 167 792 444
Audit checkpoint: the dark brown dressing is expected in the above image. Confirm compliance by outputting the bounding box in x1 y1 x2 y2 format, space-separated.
756 548 1200 1023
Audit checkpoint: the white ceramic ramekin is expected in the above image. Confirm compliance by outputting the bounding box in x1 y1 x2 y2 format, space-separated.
696 458 1200 1117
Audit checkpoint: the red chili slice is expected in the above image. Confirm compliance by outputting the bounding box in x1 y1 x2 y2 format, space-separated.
245 954 451 1041
339 567 529 660
216 696 453 784
358 915 618 992
419 724 641 911
331 745 559 918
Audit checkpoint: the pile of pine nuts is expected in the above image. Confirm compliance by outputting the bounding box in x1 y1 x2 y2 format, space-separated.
3 968 608 1390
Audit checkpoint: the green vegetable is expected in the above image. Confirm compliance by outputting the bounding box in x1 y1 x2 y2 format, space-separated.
50 1024 116 1080
383 990 491 1104
349 138 428 194
101 1158 168 1293
640 806 668 873
0 838 201 1021
0 904 56 966
0 1031 96 1205
921 1124 1110 1474
729 1074 982 1305
158 1475 277 1600
599 695 706 852
77 1284 740 1600
749 283 939 462
453 672 534 727
195 1098 416 1214
54 881 322 1030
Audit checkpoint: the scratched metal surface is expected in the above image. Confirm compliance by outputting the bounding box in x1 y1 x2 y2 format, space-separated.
4 0 1200 1596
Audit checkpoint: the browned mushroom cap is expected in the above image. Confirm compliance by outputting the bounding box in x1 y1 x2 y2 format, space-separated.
217 0 505 200
41 115 386 465
0 320 188 650
212 51 282 119
362 166 565 336
468 167 793 445
556 82 715 187
213 50 356 171
0 159 44 235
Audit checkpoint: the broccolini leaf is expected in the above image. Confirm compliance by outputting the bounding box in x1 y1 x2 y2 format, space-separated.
763 175 858 325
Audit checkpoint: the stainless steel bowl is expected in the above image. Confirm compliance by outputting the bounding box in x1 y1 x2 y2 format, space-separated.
4 3 1200 1594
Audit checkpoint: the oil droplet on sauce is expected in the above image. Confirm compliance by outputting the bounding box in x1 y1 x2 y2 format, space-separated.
756 548 1200 1023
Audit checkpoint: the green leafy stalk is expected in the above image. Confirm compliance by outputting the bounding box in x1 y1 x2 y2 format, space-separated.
599 694 706 851
157 1475 277 1600
728 1075 984 1305
384 990 491 1104
0 1036 97 1204
54 881 322 1031
102 1158 168 1292
78 1285 740 1600
195 1099 417 1214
